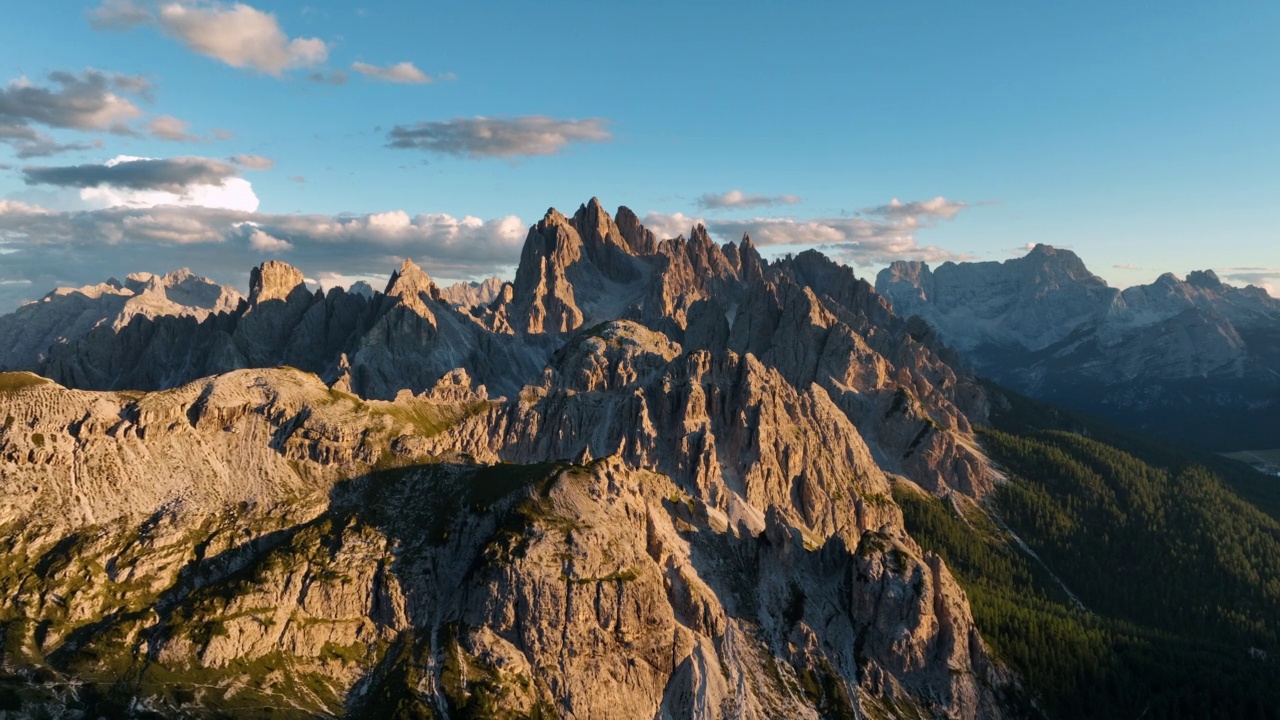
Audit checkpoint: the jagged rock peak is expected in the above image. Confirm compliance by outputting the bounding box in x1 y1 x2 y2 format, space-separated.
383 257 440 319
738 232 765 279
615 205 658 255
690 223 714 248
249 260 306 304
1186 269 1224 291
385 258 434 298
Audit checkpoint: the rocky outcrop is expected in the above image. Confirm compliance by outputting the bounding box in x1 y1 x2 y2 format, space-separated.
438 276 506 309
0 369 1011 718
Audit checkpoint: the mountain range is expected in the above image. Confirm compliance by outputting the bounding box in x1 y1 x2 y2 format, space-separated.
877 244 1280 450
0 200 1277 718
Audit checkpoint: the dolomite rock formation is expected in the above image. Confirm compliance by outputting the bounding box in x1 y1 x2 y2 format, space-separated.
0 199 1023 717
0 367 1010 718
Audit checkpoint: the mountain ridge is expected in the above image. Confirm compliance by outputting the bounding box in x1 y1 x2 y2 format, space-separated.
876 246 1280 449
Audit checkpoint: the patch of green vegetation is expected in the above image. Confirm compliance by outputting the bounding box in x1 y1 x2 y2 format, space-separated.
853 530 889 557
0 373 50 394
795 657 858 720
440 627 554 720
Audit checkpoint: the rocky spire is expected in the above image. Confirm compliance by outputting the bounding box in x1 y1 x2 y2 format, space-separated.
572 197 641 283
249 261 306 305
511 208 585 334
738 233 764 281
383 258 439 319
1186 269 1225 292
615 205 657 256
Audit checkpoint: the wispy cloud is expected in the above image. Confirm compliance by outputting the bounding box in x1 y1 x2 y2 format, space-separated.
1218 267 1279 295
862 196 967 221
307 69 349 85
146 114 201 142
230 154 273 169
89 1 329 76
386 116 612 158
351 61 433 84
23 156 238 192
696 189 800 210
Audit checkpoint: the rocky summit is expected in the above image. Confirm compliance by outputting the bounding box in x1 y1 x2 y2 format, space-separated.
877 244 1280 449
0 199 1020 718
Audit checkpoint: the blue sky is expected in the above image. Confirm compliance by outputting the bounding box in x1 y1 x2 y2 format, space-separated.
1 0 1278 306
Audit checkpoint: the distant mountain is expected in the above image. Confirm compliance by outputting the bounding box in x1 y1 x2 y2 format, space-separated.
877 244 1280 449
0 268 241 373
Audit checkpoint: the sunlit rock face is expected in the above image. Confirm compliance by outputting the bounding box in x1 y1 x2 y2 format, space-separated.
0 200 1019 718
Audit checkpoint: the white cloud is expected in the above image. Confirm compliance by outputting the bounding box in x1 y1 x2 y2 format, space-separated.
80 176 260 212
248 227 292 252
351 61 432 84
91 1 329 76
640 211 705 241
696 189 801 210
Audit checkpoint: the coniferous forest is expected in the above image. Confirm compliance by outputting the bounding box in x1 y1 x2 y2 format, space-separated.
896 386 1280 719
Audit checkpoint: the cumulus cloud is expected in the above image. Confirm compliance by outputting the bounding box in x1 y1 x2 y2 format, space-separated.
230 154 273 169
146 114 200 142
642 197 973 267
90 1 329 76
640 211 705 241
1113 263 1142 270
351 61 432 84
23 155 238 192
387 116 612 158
696 190 801 210
247 227 292 252
0 200 527 309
